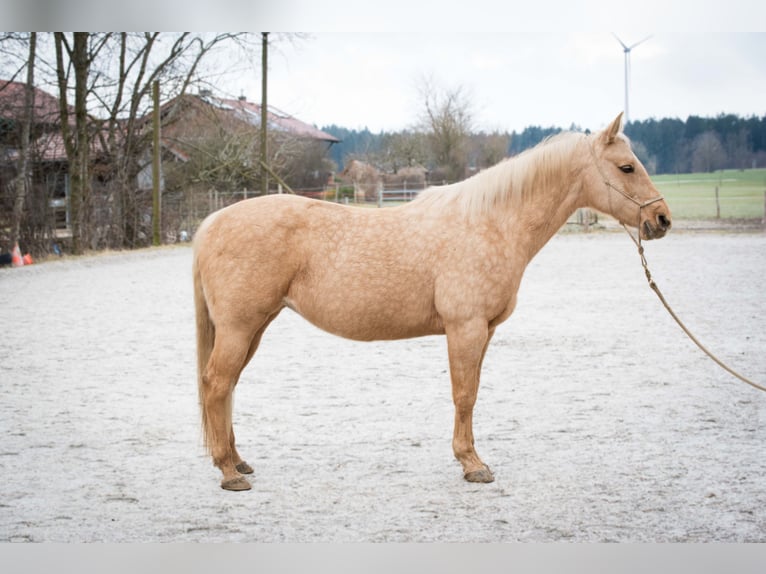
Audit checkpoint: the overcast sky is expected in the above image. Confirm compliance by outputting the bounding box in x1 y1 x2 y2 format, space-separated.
3 0 765 134
225 32 766 134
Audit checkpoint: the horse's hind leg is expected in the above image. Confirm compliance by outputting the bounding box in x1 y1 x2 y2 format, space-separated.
203 325 257 491
446 320 495 483
204 310 282 489
230 428 253 475
228 310 281 478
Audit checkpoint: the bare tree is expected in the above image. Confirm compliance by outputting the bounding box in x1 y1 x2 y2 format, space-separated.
630 140 657 175
45 33 259 250
691 131 727 173
9 32 36 249
725 128 750 170
0 33 28 82
168 121 261 193
54 32 98 254
95 33 256 247
469 131 509 171
417 76 474 182
379 131 428 174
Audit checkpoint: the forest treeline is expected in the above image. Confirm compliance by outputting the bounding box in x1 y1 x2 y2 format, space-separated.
324 113 766 177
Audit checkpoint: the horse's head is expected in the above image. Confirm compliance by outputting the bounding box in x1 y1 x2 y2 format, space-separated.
586 113 672 240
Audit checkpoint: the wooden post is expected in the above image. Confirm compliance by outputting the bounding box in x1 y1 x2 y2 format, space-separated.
714 186 720 219
152 80 161 246
260 32 269 196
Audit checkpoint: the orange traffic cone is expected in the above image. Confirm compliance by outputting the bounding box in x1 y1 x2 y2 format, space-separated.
11 242 23 267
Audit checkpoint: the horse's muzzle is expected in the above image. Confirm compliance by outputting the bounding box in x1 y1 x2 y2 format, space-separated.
643 212 672 240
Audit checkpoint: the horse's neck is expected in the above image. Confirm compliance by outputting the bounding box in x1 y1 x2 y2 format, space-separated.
496 167 584 262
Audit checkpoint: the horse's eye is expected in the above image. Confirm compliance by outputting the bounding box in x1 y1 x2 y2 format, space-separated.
620 164 635 174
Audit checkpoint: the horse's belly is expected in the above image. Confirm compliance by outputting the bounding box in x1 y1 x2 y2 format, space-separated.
283 291 443 341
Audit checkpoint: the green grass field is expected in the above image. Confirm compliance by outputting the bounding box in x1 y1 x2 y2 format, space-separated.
652 168 766 220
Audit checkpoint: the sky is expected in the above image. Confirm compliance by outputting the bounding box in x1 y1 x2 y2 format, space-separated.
2 0 765 135
224 32 766 134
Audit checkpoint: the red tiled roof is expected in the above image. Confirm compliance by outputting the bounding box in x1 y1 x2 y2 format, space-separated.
199 94 340 144
2 84 339 164
0 80 67 124
5 129 110 162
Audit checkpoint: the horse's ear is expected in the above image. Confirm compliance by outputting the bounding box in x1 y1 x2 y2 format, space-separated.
601 112 624 145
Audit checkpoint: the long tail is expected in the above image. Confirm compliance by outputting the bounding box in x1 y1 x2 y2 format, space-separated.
193 250 216 453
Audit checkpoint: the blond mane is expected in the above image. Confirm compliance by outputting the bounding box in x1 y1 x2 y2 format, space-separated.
412 131 586 219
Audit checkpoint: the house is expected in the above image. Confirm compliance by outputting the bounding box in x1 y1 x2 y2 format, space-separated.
154 91 340 196
0 80 75 236
0 79 64 135
161 91 339 146
1 81 341 250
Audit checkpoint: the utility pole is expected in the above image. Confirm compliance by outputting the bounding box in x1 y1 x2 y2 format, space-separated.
152 79 161 245
261 32 269 196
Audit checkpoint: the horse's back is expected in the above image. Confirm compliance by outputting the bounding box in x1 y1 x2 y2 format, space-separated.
194 194 446 340
195 194 328 254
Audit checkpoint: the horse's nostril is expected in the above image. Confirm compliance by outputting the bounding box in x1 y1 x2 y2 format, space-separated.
657 214 671 230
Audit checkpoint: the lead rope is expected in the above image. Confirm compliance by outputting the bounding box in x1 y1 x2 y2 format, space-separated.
589 134 764 392
623 223 766 393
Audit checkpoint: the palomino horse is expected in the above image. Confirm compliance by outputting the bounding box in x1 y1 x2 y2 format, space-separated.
193 113 671 490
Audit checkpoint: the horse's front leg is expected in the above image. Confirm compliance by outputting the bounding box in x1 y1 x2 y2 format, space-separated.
446 320 495 483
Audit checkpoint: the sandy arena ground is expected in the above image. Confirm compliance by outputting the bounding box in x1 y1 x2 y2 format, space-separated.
1 229 764 542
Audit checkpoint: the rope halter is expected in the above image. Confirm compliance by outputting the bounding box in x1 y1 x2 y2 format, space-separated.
587 139 665 241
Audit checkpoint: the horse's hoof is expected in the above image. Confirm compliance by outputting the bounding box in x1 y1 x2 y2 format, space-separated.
235 461 254 474
221 476 252 491
464 466 494 483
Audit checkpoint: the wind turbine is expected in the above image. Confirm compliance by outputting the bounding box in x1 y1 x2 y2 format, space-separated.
613 34 652 124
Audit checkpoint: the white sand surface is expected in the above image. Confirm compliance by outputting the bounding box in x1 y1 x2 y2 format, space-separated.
1 231 764 541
